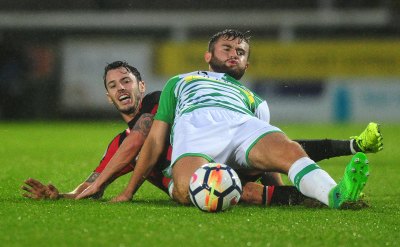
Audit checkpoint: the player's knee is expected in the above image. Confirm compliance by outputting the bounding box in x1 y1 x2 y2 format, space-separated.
172 183 191 205
274 140 308 169
250 136 307 172
286 140 307 158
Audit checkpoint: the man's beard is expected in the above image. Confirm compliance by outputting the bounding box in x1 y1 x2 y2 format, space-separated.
114 94 141 115
209 56 245 80
117 105 135 115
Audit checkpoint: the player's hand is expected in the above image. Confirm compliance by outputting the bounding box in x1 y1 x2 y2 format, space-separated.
110 192 132 203
75 183 101 200
22 178 60 200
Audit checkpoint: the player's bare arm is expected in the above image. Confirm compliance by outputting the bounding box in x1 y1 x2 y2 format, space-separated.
131 113 154 137
62 172 103 199
76 113 154 200
111 120 170 202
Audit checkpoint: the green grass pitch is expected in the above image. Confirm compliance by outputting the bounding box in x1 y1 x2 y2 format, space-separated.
0 121 399 247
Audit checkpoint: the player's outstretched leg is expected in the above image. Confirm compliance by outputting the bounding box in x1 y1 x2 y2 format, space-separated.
329 152 369 209
351 122 383 153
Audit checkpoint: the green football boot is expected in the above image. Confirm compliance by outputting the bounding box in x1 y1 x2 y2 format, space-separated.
329 152 369 209
351 122 383 153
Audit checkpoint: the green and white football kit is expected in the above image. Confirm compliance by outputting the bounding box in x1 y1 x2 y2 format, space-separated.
155 71 281 176
156 71 369 208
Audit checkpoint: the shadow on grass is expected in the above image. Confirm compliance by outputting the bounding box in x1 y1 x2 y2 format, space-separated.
5 196 180 208
5 196 369 211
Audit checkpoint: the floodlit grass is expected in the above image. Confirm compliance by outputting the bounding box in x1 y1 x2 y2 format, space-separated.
0 121 399 247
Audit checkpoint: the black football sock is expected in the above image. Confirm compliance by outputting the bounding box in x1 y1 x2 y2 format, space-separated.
352 139 363 152
265 185 308 206
294 139 353 162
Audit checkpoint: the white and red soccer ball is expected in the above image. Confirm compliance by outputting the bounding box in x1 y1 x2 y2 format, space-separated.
189 163 242 212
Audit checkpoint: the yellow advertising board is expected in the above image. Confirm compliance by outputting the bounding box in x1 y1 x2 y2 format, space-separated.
155 40 400 79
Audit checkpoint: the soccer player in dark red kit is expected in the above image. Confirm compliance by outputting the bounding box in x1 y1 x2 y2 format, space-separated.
22 61 172 199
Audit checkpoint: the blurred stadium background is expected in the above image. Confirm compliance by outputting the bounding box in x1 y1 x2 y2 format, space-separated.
0 0 399 122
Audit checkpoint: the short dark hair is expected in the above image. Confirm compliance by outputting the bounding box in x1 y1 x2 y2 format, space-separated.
103 61 142 89
208 29 251 57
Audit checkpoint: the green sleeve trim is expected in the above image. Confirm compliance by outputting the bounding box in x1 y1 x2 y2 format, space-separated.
154 76 180 124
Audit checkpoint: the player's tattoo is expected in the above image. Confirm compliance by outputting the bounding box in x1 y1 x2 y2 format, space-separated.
85 172 100 183
132 113 154 137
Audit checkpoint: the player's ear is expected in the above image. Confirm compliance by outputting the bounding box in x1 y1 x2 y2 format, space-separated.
204 51 212 63
138 80 145 93
106 92 113 104
245 61 249 70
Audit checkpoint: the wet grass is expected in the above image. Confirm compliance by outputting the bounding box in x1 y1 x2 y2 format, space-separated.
0 121 398 247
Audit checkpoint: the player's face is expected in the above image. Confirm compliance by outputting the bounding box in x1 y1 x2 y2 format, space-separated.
205 37 249 80
105 67 145 115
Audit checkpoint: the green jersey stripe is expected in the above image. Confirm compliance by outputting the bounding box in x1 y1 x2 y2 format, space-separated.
155 71 265 124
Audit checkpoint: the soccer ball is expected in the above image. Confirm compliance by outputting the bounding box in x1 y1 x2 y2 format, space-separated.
189 163 242 212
